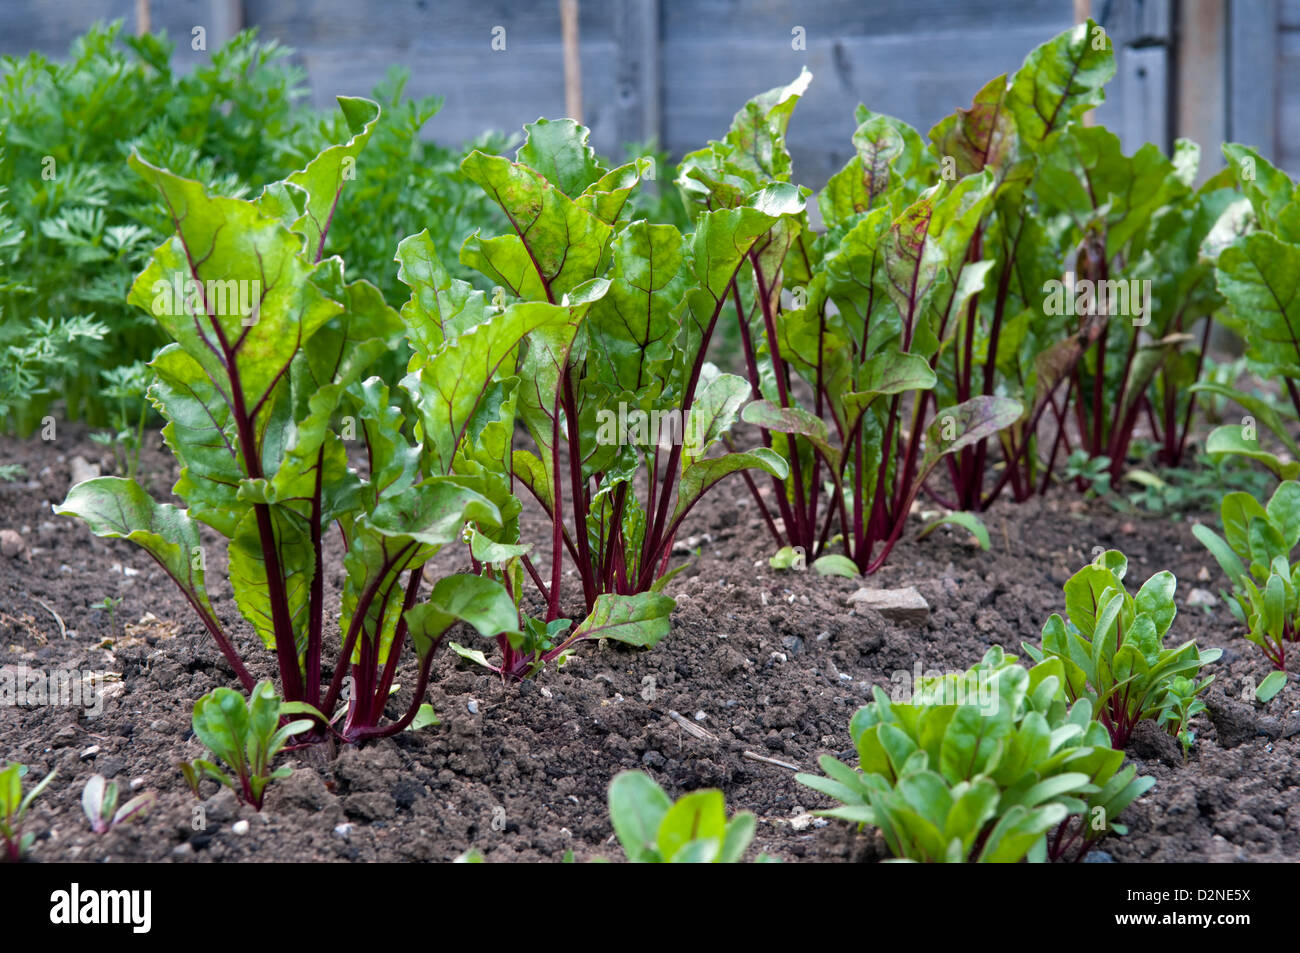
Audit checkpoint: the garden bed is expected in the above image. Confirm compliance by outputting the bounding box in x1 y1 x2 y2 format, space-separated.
3 428 1296 863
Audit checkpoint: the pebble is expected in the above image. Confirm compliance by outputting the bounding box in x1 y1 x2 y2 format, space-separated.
1187 588 1218 608
693 710 707 721
69 455 101 486
79 745 100 760
846 586 931 625
790 812 815 832
172 843 194 858
231 820 250 836
334 823 353 839
467 699 480 715
129 777 146 790
0 529 27 560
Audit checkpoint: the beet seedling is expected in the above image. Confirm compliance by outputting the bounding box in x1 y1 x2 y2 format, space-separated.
1024 550 1220 747
1194 481 1300 670
0 762 56 861
182 680 316 810
607 770 771 863
81 774 156 834
797 647 1152 862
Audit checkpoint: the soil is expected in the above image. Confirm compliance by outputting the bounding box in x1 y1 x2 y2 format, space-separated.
1 425 1297 863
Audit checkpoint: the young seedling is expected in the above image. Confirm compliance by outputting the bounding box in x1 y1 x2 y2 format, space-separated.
796 647 1152 863
1024 550 1220 747
607 770 771 863
92 595 123 636
1155 675 1212 760
0 762 57 861
1194 481 1300 670
81 774 156 834
182 680 316 810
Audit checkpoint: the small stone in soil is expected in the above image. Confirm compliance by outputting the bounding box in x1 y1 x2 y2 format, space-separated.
846 586 930 625
69 455 101 486
334 823 353 839
231 820 250 836
0 529 27 559
1186 588 1218 607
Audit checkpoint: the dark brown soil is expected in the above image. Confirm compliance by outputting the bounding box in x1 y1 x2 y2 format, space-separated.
1 426 1297 863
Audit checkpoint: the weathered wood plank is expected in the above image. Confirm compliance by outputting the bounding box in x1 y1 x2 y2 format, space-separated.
1117 45 1168 152
242 0 615 51
612 0 660 147
1227 0 1279 153
1174 0 1227 182
0 0 210 56
659 0 1069 41
1280 50 1300 177
301 41 624 155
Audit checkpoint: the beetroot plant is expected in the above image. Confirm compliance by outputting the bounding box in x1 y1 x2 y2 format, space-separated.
56 99 529 740
452 119 790 620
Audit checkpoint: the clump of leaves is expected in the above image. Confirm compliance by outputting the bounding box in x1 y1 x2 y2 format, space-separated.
180 681 317 810
796 647 1152 862
0 762 56 861
607 770 773 863
1193 481 1300 670
81 774 156 834
449 116 788 631
0 24 313 432
1024 550 1220 747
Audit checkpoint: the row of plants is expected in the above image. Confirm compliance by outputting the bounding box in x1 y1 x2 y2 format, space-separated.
10 20 1294 861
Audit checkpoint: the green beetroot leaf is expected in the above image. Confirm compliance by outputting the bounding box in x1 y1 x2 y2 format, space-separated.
284 97 381 261
55 476 245 685
1216 233 1300 379
799 646 1150 862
